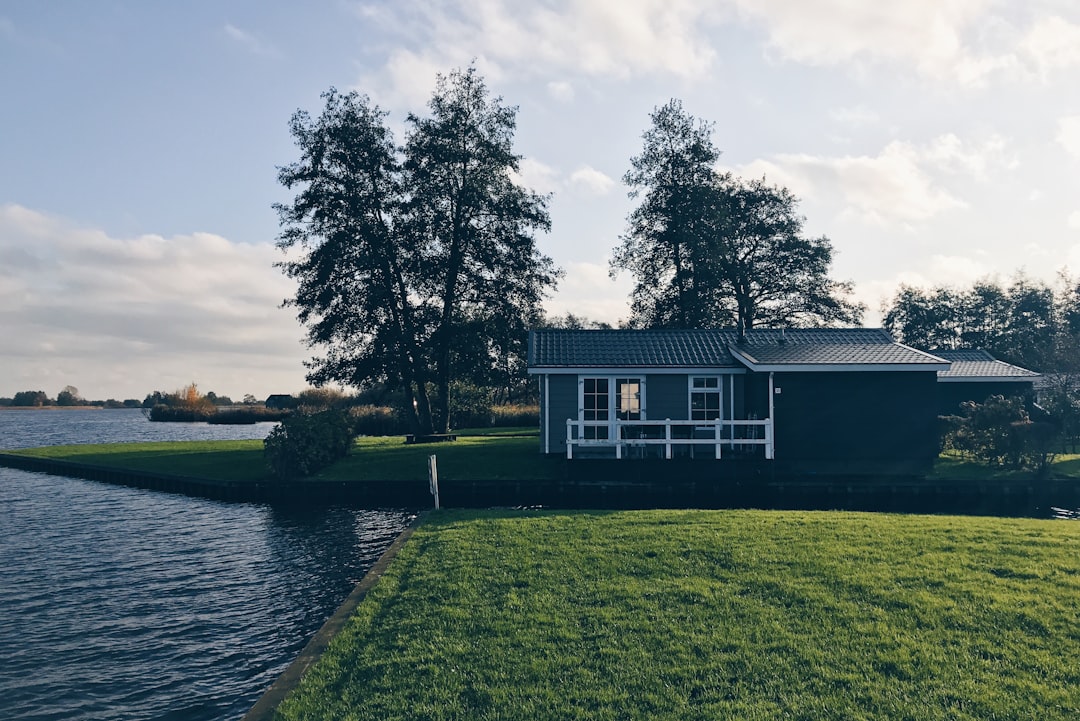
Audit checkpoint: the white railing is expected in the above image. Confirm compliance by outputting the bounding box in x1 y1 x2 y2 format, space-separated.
565 418 773 460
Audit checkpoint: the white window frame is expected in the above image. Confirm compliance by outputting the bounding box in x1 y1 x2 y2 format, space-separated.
688 376 723 422
579 376 647 440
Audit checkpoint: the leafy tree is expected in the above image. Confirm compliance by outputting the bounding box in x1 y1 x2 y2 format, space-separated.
276 66 559 434
11 390 50 407
612 100 862 330
56 385 82 406
612 99 721 328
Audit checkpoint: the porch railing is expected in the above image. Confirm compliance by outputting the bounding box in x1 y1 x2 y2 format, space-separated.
565 418 773 460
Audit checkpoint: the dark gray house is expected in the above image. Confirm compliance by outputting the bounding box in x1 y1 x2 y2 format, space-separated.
528 328 951 476
933 349 1040 416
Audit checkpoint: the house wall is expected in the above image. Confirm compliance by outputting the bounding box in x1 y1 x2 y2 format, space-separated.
644 374 688 420
938 381 1035 416
771 371 940 469
541 374 578 455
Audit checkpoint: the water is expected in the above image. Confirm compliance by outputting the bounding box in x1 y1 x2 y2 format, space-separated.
0 409 415 721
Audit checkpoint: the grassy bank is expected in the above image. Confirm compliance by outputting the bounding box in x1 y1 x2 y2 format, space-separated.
8 433 1080 485
274 509 1080 721
6 429 561 483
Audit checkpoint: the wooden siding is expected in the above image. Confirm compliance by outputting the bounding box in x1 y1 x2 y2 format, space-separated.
543 374 578 455
644 375 688 421
771 371 939 467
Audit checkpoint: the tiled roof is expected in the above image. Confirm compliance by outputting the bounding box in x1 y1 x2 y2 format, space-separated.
932 349 1040 380
529 328 947 370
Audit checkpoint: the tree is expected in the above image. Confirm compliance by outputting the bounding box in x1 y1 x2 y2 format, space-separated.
11 390 50 407
612 99 721 328
56 385 82 406
612 100 862 330
276 66 559 434
706 175 864 330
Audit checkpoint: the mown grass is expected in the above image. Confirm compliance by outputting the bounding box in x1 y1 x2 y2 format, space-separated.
928 451 1080 481
6 429 558 483
275 509 1080 721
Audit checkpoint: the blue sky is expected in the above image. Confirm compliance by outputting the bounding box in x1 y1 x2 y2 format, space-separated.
3 1 1080 400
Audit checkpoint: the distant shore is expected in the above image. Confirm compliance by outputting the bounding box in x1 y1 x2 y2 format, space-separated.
0 405 107 411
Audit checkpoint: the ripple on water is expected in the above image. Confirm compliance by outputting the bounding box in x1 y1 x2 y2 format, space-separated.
0 463 413 721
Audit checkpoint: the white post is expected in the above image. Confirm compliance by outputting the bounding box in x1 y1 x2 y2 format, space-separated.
714 418 722 459
427 454 440 509
543 374 550 455
665 419 672 460
765 422 774 460
566 419 573 459
768 372 776 459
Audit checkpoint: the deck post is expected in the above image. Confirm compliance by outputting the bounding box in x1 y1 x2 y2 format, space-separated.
665 419 672 459
715 418 722 459
566 418 573 459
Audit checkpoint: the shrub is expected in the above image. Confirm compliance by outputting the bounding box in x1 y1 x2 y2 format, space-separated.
263 409 356 479
944 395 1061 472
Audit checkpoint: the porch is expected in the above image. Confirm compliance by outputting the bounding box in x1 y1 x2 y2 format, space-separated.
565 417 774 461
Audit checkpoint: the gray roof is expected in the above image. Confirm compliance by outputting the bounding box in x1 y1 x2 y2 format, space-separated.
529 328 948 371
932 349 1040 381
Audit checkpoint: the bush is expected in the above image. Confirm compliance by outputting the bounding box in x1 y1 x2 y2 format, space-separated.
943 395 1061 472
147 404 215 422
263 410 356 479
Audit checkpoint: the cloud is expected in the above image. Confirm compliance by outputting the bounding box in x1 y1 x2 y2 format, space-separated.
510 158 561 195
1057 116 1080 158
359 0 724 84
0 205 306 400
544 261 631 326
1069 210 1080 230
224 23 278 56
569 166 616 196
732 134 1014 227
547 80 575 102
1020 15 1080 78
829 105 880 127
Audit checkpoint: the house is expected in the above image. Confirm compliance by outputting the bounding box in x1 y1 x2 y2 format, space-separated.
932 349 1040 416
527 328 950 476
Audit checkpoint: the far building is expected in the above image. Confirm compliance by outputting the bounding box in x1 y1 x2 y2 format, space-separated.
932 349 1041 416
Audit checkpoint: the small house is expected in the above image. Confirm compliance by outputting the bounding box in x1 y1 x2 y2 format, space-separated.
933 349 1040 416
528 328 950 476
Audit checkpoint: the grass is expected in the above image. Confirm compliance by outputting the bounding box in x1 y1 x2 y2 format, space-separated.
5 429 561 483
8 432 1080 485
274 509 1080 721
927 451 1080 482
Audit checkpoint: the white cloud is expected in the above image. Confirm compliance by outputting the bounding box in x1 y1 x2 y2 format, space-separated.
1020 15 1080 78
1056 116 1080 158
732 134 1014 227
0 205 306 400
224 23 278 57
547 80 574 102
829 105 880 127
569 166 615 196
361 0 724 83
510 157 561 195
544 261 631 325
1068 210 1080 230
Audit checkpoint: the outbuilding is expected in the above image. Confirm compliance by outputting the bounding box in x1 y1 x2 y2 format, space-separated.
528 328 950 476
932 349 1040 416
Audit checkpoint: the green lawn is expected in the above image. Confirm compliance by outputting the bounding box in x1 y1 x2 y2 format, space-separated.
275 509 1080 721
6 429 562 483
8 433 1080 484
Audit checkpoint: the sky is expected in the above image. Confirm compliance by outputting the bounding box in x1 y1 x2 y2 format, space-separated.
3 1 1080 401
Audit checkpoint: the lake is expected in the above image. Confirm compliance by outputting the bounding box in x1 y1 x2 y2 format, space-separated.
0 409 414 721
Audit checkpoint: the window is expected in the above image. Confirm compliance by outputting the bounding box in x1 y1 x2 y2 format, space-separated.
690 376 721 421
582 377 609 440
616 378 642 421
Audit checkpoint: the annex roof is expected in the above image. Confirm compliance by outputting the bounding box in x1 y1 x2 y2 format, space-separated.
932 349 1040 382
528 328 950 373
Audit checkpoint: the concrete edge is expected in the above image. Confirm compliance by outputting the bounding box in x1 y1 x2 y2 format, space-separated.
241 512 427 721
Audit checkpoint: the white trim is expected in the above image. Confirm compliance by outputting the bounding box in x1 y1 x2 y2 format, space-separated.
544 374 550 455
687 375 723 423
529 367 746 376
938 376 1039 383
768 371 775 460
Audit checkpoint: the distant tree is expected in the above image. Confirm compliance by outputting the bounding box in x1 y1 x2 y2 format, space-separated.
56 385 82 406
539 312 615 330
12 390 51 407
276 66 559 434
0 397 12 407
883 273 1060 371
612 100 862 330
242 394 258 405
